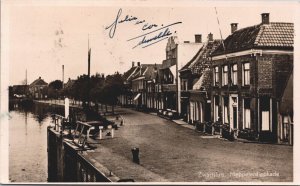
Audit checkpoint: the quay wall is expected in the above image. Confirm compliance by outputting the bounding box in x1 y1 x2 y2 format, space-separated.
47 127 112 182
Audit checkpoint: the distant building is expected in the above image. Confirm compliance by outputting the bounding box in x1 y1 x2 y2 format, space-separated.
11 85 29 98
119 62 141 107
29 77 48 99
211 13 293 143
130 63 161 110
64 78 75 89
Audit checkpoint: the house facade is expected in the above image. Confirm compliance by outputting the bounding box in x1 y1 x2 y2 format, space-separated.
131 62 161 110
210 13 293 143
29 77 48 99
160 35 203 116
179 33 221 124
119 62 140 107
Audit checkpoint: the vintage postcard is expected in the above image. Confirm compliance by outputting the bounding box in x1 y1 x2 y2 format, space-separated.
0 0 299 184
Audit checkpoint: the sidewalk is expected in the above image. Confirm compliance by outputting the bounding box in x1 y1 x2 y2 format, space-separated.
88 107 293 182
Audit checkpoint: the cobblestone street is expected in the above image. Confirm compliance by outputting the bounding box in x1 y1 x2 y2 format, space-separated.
95 107 293 182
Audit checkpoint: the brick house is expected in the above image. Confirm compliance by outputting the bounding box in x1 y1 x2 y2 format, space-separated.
29 77 48 99
179 33 221 123
210 13 293 142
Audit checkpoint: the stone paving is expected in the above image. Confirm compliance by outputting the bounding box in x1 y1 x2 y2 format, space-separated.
85 107 293 182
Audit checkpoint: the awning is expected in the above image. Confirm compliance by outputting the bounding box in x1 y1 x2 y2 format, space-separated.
133 93 141 101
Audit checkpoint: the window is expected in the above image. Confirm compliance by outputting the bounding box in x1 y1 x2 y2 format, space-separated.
222 66 228 86
243 63 250 85
231 64 237 85
244 99 251 129
181 80 188 91
214 96 219 122
223 97 229 123
214 66 219 85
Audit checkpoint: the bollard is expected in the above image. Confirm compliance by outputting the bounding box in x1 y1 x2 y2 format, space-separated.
87 126 94 140
131 147 140 164
99 126 103 140
212 125 215 135
65 98 69 121
111 128 114 138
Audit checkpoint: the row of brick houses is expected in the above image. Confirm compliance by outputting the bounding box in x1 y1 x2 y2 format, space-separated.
119 13 293 144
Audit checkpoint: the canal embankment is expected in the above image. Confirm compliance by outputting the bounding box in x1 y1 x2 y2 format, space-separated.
44 99 167 182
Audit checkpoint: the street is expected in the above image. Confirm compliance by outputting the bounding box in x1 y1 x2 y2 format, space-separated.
87 107 293 182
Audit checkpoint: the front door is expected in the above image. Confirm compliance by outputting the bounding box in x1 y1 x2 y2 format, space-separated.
233 106 237 129
230 95 238 130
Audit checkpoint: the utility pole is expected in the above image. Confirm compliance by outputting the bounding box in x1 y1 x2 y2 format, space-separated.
88 34 91 78
87 34 91 107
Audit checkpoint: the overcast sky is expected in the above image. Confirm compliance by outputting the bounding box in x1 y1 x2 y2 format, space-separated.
4 0 296 85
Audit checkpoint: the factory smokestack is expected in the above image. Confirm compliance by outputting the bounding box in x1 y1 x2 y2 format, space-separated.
62 65 64 88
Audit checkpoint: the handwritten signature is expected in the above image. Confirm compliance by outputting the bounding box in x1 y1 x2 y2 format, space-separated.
105 8 182 49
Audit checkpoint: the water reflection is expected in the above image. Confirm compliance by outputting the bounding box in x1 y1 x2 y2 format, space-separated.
9 102 75 182
9 101 101 182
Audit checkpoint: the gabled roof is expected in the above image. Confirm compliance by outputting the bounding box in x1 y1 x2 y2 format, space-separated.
122 66 139 82
131 64 162 81
212 22 294 56
30 77 48 86
64 79 75 88
192 68 211 91
180 39 222 74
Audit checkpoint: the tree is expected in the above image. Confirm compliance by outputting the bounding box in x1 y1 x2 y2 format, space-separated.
48 80 63 99
49 80 63 90
101 72 125 113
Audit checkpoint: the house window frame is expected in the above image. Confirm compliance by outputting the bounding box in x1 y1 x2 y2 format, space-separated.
243 98 251 129
231 64 238 85
243 62 250 86
222 65 228 86
214 66 219 86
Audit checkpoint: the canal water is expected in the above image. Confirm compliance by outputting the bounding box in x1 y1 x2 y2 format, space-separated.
9 101 101 182
8 102 77 182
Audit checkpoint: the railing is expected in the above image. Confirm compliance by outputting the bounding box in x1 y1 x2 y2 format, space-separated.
52 114 68 133
72 121 92 148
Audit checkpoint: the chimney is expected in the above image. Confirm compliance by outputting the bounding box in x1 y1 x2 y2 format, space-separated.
261 13 270 24
101 73 105 78
195 34 202 43
208 33 213 42
132 61 135 67
231 23 238 34
137 62 140 66
39 76 41 79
